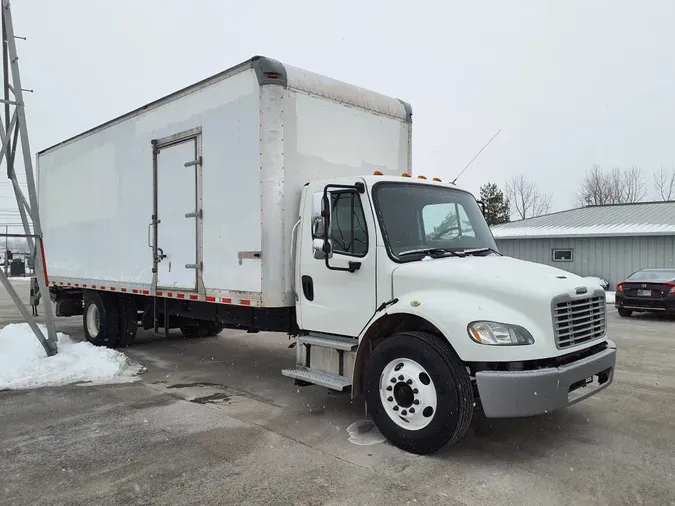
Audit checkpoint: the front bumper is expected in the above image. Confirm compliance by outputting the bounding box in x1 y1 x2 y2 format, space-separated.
475 340 617 418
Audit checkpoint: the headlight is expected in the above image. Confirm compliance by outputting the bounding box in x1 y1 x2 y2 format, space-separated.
468 321 534 345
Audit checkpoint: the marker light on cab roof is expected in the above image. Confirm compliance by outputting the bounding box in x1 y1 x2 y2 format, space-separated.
401 172 411 178
433 177 442 182
373 170 383 175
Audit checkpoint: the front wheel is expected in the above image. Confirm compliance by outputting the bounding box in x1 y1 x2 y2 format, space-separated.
364 331 474 455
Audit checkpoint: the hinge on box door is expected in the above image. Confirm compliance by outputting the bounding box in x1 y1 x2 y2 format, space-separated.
184 156 202 168
185 209 202 219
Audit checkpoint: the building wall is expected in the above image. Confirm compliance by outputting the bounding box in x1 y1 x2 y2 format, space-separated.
496 236 675 287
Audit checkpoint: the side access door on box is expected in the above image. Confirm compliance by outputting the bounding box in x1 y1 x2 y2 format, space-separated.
151 128 203 292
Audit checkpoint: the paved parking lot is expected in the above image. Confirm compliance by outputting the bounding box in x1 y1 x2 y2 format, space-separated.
1 280 674 505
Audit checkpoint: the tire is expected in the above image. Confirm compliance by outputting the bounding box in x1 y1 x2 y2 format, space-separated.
207 323 224 337
83 291 120 347
618 308 632 317
117 296 138 347
364 331 474 455
180 322 210 338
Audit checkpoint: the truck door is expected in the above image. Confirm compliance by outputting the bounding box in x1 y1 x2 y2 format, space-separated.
152 129 202 291
296 180 377 337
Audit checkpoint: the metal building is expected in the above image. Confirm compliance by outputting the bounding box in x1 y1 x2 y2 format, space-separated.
490 201 675 287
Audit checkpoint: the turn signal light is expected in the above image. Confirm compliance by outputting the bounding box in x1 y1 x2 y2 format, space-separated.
616 283 624 293
401 172 411 178
666 282 675 296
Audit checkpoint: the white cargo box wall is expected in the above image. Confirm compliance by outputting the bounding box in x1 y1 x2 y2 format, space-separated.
38 56 412 308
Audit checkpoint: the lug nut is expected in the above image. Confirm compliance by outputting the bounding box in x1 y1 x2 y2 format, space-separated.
387 396 393 402
406 379 412 385
386 386 392 391
390 378 396 383
409 407 415 414
401 410 407 416
393 406 399 411
398 375 404 381
412 388 418 394
414 399 420 405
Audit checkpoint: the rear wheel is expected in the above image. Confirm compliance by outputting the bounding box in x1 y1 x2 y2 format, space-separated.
618 308 632 317
83 291 120 347
364 331 474 455
180 321 211 338
207 323 224 336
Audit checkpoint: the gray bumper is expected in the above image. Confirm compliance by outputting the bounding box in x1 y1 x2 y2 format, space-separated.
475 340 617 418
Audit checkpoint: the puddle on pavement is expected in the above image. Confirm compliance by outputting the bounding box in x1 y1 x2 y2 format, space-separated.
190 392 231 404
167 382 223 389
346 419 386 446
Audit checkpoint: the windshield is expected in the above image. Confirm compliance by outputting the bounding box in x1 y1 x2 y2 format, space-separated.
372 182 498 260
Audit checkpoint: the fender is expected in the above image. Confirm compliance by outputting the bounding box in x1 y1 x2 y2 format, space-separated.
350 289 552 398
351 295 455 399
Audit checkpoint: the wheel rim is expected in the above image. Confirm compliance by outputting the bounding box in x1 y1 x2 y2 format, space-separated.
86 303 101 338
379 358 438 431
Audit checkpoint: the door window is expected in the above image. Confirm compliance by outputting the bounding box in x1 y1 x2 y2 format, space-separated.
330 191 368 257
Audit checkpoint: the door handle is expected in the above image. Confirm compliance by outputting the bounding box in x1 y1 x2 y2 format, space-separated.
147 223 152 248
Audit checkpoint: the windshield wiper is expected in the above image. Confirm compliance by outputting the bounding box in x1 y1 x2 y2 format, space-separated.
458 247 502 256
398 248 463 258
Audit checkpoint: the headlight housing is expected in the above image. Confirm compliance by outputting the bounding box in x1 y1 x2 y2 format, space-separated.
468 321 534 345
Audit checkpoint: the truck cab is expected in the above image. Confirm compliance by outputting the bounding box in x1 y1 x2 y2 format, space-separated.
285 174 617 455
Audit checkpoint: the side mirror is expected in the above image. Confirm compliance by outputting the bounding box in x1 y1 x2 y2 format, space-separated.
311 191 333 260
312 237 333 259
311 216 325 239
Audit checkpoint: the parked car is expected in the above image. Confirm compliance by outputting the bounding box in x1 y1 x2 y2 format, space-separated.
615 268 675 317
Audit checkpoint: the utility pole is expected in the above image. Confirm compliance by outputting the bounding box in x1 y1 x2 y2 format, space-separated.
0 0 57 356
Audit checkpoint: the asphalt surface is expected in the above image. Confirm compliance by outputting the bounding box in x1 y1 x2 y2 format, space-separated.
1 280 674 505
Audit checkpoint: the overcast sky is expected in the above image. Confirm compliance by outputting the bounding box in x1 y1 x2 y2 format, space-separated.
3 0 674 229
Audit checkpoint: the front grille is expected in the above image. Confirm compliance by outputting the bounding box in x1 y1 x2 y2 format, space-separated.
552 294 606 349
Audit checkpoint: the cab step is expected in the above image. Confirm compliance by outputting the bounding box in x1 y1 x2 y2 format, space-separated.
281 366 352 391
297 334 357 351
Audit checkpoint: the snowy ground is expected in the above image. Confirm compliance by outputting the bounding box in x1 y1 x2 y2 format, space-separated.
0 323 144 390
1 281 675 504
606 291 616 304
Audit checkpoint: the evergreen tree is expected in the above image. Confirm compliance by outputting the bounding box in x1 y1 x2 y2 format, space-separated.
479 183 510 225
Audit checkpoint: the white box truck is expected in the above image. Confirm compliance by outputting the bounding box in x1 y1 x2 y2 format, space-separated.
38 56 616 454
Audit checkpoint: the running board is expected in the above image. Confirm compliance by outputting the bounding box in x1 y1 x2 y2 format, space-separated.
297 334 357 351
281 366 352 391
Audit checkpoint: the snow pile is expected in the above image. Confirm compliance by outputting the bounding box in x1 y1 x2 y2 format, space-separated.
0 323 144 390
605 291 615 304
584 276 609 290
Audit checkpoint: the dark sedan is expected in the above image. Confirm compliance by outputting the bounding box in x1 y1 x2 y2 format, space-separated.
615 268 675 317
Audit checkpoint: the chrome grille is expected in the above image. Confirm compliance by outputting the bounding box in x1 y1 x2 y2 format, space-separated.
552 294 606 349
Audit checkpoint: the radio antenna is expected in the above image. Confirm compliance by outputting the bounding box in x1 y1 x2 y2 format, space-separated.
451 129 501 184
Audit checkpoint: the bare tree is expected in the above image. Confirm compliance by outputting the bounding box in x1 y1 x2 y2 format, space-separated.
654 165 675 201
505 174 552 220
575 165 647 206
